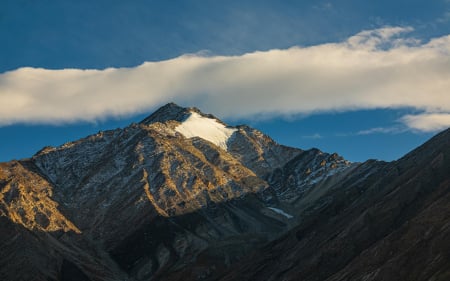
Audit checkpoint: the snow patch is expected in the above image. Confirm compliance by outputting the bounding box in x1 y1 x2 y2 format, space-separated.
175 112 236 150
267 207 294 219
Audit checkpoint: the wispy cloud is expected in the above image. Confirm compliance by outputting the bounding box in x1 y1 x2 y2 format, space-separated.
437 11 450 23
302 133 323 139
313 2 333 10
0 27 449 132
356 126 408 135
401 113 450 132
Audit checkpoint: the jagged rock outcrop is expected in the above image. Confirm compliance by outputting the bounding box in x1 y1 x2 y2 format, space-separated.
0 161 79 233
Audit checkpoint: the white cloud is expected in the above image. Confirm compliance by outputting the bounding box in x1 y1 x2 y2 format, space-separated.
401 113 450 132
0 26 449 132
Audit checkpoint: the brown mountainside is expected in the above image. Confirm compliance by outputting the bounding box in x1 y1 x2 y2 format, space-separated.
0 103 449 281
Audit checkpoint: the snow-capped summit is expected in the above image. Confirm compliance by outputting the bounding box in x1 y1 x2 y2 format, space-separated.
175 111 237 150
1 104 449 281
0 102 356 281
140 103 237 150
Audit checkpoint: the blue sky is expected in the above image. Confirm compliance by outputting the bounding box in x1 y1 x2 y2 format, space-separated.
1 0 449 162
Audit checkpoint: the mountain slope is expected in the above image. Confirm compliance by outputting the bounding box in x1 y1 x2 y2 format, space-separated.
2 103 448 281
218 128 450 281
0 103 350 281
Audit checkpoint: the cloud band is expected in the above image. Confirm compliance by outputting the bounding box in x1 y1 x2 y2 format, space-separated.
1 27 449 131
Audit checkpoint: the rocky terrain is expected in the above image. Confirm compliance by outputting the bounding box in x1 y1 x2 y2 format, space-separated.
0 103 448 281
219 127 450 281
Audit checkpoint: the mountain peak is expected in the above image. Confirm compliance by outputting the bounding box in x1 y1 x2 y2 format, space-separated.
140 102 229 126
138 103 235 150
139 102 187 124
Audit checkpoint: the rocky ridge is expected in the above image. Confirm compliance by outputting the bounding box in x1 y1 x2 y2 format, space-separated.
219 128 450 281
0 103 351 281
1 103 446 281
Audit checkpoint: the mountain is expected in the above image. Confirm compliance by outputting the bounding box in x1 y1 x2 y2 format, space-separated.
219 128 450 281
0 103 449 281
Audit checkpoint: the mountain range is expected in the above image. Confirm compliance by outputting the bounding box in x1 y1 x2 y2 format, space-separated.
1 103 449 281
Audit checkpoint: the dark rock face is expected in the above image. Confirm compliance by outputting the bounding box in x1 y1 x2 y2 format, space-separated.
0 103 449 281
218 128 450 281
60 260 91 281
